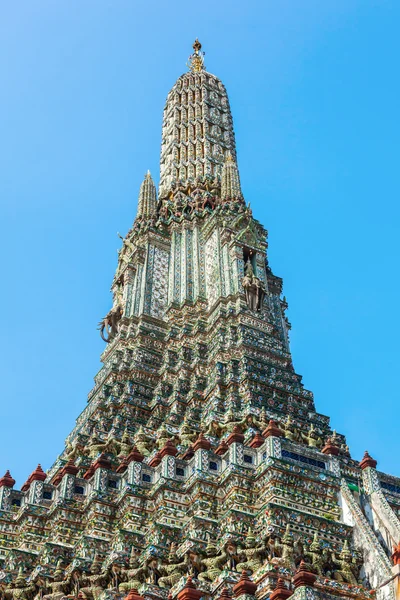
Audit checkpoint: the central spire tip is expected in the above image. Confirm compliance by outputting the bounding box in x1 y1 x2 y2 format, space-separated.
188 39 205 72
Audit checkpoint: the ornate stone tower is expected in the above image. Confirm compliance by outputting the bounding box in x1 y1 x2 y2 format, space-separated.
1 40 400 600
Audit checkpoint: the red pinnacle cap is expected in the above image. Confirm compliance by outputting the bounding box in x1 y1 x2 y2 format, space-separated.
233 571 257 597
92 454 112 471
227 426 245 446
262 420 284 439
177 577 203 600
127 446 145 463
270 578 293 600
0 470 15 488
359 450 377 470
192 432 211 452
321 439 340 456
125 589 145 600
148 452 162 467
31 464 47 482
21 464 47 492
218 588 232 600
159 439 178 458
249 433 265 448
292 561 317 589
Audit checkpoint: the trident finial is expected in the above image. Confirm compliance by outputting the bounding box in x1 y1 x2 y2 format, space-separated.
187 39 205 72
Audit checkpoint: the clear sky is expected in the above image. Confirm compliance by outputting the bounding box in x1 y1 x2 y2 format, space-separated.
1 1 399 487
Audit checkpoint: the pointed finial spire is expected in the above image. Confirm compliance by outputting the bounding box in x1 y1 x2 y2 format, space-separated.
221 153 243 202
188 39 205 72
137 171 157 220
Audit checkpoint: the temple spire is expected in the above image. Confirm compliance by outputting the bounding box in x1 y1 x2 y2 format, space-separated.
221 153 243 201
137 171 157 219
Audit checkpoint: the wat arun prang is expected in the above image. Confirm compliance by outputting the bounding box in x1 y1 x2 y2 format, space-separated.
1 40 400 600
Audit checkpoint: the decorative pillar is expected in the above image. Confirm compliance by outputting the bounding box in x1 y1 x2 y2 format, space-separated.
0 470 15 511
59 460 80 500
193 433 211 472
262 420 283 459
227 426 245 465
322 439 341 477
123 268 136 318
160 440 178 478
123 446 145 485
127 462 142 485
91 454 112 493
230 245 244 294
132 263 144 316
21 464 47 505
221 242 233 296
359 451 380 494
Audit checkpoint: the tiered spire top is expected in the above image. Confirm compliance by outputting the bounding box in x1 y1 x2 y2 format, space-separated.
137 171 157 219
159 41 238 199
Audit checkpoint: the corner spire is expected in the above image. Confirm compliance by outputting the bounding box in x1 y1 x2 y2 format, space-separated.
137 171 157 220
187 39 205 72
221 153 243 201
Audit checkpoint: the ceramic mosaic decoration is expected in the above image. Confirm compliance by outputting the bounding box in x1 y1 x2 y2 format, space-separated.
1 41 400 600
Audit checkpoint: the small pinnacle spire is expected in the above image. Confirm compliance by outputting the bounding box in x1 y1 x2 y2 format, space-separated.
221 153 243 201
137 171 157 219
0 470 15 488
188 39 205 72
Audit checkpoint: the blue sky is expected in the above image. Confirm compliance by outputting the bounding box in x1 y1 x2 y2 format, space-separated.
1 1 399 486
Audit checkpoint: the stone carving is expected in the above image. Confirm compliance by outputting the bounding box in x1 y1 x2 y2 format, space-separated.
331 541 362 584
236 530 268 573
304 532 330 576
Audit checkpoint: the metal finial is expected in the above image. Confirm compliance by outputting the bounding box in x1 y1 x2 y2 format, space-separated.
187 39 205 72
193 39 202 54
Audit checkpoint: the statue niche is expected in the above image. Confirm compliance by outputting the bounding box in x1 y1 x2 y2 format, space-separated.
98 305 123 343
242 260 265 312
